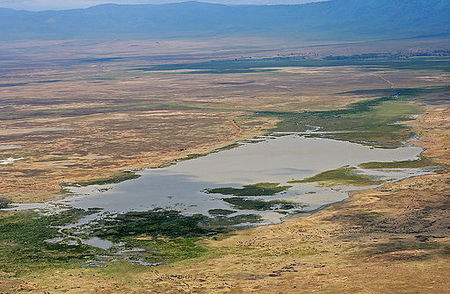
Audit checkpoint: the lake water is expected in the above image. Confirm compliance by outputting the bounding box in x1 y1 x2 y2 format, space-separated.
55 133 426 225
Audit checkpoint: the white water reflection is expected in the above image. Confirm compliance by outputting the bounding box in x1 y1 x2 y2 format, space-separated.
0 157 24 165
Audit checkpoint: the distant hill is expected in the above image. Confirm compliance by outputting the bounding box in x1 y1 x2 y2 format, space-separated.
0 0 449 41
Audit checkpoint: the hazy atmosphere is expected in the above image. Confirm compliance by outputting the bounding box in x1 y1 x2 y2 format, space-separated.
0 0 324 10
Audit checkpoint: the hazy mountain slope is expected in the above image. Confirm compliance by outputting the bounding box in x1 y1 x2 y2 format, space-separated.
0 0 449 40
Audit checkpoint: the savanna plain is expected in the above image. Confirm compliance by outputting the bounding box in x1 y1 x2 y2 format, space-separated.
0 38 449 293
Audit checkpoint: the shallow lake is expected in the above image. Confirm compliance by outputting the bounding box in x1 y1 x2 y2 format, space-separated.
55 133 426 225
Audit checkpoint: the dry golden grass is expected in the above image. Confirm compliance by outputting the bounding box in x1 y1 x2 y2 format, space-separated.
1 42 448 203
0 39 449 293
3 97 448 294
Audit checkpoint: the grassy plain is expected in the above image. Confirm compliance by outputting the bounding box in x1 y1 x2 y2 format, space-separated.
1 39 449 203
0 38 449 293
2 99 447 293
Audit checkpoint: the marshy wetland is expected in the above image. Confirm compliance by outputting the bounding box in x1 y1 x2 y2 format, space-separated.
0 41 448 292
54 134 426 223
3 91 438 270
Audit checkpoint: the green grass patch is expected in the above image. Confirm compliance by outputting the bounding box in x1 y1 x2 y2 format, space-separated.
205 182 292 196
214 143 241 152
359 156 434 169
83 209 264 265
264 85 449 147
66 171 140 187
208 209 236 216
289 166 383 187
122 236 210 264
87 209 264 242
263 94 421 147
0 209 98 274
0 208 258 273
88 210 222 240
207 214 263 226
223 197 297 211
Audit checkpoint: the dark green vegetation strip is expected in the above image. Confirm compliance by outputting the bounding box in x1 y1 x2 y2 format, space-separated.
205 182 292 196
84 210 262 264
88 210 263 240
359 157 434 169
264 94 421 147
340 85 449 98
65 171 140 187
0 209 98 274
207 214 263 226
133 56 450 74
289 166 383 187
223 198 298 211
208 209 236 216
89 210 220 240
0 208 264 273
266 85 448 147
132 59 448 148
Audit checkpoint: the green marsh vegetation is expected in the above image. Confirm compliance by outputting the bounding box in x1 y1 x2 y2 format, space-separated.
222 197 298 211
207 209 264 225
0 209 98 274
87 209 261 239
207 214 263 226
65 171 140 187
5 57 445 274
89 210 221 240
134 57 448 148
0 208 262 273
205 182 292 196
208 209 237 216
289 166 383 187
84 209 262 264
262 95 422 147
359 156 434 169
122 236 210 264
